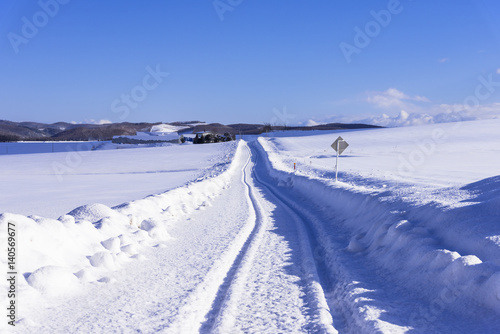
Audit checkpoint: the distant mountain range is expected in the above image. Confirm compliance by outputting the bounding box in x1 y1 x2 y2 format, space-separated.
0 120 382 142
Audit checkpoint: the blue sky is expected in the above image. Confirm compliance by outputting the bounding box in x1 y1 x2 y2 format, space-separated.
1 0 500 126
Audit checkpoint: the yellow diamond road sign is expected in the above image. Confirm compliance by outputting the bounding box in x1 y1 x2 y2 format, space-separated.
331 136 349 155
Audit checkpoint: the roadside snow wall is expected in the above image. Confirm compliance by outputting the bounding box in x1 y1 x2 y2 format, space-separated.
257 137 500 318
0 140 242 331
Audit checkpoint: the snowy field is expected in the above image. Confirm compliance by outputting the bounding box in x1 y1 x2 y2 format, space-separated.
0 141 103 155
0 142 236 218
1 119 500 333
263 119 500 189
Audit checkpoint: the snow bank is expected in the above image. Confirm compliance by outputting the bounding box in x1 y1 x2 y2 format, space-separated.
26 266 80 296
257 134 500 318
0 141 240 330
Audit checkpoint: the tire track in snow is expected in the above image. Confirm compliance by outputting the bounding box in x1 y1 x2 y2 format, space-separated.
250 141 411 333
201 144 274 333
194 142 338 332
164 142 259 333
203 144 338 333
247 142 339 334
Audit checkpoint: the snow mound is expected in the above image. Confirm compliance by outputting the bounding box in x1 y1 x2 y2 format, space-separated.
140 219 170 240
121 244 138 255
74 268 98 283
89 251 118 270
68 203 117 223
26 266 79 296
118 234 133 246
101 237 121 253
67 203 131 231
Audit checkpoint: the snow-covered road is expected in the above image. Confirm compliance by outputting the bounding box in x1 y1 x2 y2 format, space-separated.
5 124 500 333
19 142 338 333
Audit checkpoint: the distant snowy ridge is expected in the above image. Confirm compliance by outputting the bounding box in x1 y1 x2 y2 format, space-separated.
304 109 498 128
150 123 189 133
362 110 481 127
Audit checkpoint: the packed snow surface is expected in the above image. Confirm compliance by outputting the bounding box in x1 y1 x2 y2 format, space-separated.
1 119 500 333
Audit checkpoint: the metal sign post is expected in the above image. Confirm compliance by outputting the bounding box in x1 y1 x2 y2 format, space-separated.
335 140 340 181
331 136 349 182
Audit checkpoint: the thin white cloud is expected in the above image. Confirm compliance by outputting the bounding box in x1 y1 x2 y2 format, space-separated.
306 88 500 128
413 95 431 102
438 58 450 63
365 88 430 111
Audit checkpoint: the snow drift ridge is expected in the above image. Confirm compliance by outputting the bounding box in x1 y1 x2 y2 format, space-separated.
257 137 500 320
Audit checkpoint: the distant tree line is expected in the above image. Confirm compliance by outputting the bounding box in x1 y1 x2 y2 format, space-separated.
0 134 22 142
